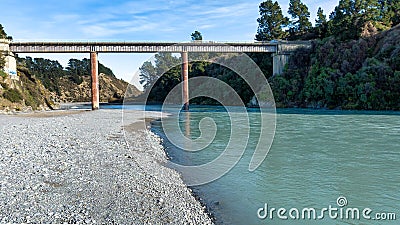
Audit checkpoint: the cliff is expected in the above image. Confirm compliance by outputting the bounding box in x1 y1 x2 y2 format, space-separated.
0 66 58 112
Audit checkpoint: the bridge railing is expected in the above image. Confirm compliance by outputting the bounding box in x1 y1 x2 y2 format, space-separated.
12 39 275 44
9 41 280 53
7 39 311 54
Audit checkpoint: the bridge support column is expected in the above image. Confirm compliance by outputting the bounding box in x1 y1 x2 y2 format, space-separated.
0 39 18 80
272 53 290 75
90 51 99 110
181 51 189 111
4 53 18 80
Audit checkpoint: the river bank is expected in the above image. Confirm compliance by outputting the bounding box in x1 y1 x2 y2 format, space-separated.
0 109 213 224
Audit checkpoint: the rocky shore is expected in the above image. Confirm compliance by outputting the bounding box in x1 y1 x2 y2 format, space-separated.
0 109 213 224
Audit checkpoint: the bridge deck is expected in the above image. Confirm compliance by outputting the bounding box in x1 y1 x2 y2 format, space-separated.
8 41 312 53
9 41 279 53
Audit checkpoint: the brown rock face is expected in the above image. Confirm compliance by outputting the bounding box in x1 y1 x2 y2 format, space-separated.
56 73 142 103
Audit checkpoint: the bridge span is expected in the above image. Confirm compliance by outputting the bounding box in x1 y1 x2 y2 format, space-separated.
2 40 311 110
9 41 278 53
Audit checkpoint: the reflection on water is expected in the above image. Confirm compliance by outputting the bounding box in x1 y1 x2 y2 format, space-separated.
184 111 191 138
152 107 400 225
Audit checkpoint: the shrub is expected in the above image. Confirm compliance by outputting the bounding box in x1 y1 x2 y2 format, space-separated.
0 70 7 78
3 89 23 103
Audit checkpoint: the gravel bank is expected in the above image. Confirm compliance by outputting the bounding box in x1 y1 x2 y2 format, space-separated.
0 109 213 224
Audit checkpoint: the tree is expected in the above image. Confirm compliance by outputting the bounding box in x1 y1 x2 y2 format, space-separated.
0 24 7 39
0 24 12 40
139 61 157 90
255 0 289 41
328 0 381 39
288 0 312 37
328 0 355 38
66 59 88 76
392 0 400 25
139 53 181 91
191 30 203 41
315 7 327 28
355 0 380 27
0 25 5 68
379 0 394 27
379 0 400 27
315 7 328 38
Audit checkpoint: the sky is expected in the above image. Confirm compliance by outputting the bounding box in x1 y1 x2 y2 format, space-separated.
2 0 339 90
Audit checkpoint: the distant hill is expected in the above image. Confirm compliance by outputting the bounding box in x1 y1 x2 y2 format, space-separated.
0 57 142 112
52 73 134 103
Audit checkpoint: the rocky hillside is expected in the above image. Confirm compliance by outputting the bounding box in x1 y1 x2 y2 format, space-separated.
0 57 142 112
55 73 138 103
0 66 58 112
20 57 142 104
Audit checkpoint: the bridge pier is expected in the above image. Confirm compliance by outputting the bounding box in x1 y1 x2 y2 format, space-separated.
0 39 18 80
272 53 290 75
181 51 189 111
90 51 99 110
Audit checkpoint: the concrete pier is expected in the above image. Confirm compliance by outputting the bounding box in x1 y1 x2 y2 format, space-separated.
0 39 18 80
90 52 99 110
272 53 290 75
181 51 189 111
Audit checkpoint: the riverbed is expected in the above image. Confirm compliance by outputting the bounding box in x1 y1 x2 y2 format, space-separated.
0 109 212 224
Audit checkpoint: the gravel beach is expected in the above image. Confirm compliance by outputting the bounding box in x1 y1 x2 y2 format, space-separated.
0 109 213 224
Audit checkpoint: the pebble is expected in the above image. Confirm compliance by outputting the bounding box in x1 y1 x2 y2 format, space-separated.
0 109 213 224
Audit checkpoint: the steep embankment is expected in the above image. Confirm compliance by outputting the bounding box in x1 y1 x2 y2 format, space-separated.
270 24 400 110
0 67 58 112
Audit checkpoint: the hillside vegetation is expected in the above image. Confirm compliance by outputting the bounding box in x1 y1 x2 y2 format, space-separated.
0 66 57 112
272 24 400 110
18 57 140 103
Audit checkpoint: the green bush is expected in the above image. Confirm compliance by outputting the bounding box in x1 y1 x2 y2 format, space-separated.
3 89 23 103
24 93 39 109
0 70 7 78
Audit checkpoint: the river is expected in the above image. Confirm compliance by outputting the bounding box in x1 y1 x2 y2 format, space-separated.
72 104 400 224
149 106 400 225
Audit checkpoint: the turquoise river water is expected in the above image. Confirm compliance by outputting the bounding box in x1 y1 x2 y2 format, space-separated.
103 104 400 224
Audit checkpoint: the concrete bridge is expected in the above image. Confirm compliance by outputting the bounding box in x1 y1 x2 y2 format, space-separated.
1 39 310 110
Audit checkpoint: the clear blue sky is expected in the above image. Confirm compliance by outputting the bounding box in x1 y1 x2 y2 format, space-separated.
2 0 338 90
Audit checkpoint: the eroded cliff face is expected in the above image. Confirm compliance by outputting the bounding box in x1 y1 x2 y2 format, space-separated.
0 67 142 113
0 67 58 113
55 73 141 103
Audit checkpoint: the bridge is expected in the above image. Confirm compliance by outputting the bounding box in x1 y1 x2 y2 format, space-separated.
1 39 311 110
